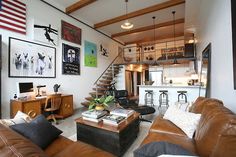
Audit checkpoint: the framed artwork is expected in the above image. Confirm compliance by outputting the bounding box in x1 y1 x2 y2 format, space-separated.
231 0 236 89
84 40 97 67
34 19 58 46
62 43 80 75
9 37 56 78
61 20 82 45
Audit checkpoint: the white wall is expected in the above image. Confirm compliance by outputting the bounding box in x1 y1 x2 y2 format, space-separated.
195 0 236 112
0 0 121 118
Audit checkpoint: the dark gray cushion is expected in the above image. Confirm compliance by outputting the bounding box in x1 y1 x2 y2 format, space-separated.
134 142 195 157
10 115 62 149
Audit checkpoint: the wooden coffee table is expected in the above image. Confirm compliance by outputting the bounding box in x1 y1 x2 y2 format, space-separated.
75 112 140 156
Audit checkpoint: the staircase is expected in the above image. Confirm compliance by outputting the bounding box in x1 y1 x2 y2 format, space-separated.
81 55 122 108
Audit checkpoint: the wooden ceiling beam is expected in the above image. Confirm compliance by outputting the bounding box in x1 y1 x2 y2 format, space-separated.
94 0 185 28
124 32 184 45
112 18 184 38
66 0 97 14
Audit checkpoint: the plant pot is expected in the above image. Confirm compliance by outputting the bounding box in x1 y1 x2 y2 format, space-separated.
95 104 104 111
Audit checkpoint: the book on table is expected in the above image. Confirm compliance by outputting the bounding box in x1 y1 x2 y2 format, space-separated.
82 110 107 119
110 108 134 118
82 116 104 123
103 114 126 126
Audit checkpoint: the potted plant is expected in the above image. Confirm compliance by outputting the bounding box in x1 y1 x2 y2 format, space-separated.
88 95 114 110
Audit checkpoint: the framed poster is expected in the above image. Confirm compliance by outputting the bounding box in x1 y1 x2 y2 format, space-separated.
231 0 236 89
9 37 56 78
62 43 80 75
84 40 97 67
34 19 58 46
61 20 81 45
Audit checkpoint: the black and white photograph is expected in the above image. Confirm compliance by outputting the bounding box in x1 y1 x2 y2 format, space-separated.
34 19 58 46
62 43 80 75
9 37 56 78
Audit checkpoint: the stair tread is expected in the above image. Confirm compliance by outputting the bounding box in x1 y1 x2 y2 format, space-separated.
81 102 90 107
85 97 94 101
99 80 112 83
89 92 104 95
97 83 111 86
92 87 107 91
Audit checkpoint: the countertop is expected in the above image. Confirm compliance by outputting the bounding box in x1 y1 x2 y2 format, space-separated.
138 85 205 89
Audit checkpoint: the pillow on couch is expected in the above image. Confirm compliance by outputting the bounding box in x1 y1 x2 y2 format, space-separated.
0 111 32 127
10 115 62 149
133 142 195 157
163 105 201 138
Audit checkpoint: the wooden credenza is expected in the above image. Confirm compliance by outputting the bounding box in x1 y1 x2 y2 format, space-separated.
10 95 73 119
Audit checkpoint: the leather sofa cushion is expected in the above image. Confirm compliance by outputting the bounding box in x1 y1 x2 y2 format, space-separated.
53 141 115 157
150 115 186 137
45 135 74 157
190 97 223 113
194 104 235 157
141 132 196 155
210 120 236 157
0 124 47 157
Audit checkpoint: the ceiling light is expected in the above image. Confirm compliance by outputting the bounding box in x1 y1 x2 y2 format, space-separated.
121 20 133 29
121 0 133 30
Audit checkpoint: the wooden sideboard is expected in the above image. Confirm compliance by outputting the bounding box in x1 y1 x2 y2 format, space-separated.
10 95 73 119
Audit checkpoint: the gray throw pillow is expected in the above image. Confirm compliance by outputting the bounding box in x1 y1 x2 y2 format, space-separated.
133 142 195 157
10 115 62 149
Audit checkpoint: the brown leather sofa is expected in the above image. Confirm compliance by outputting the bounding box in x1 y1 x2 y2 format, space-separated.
0 123 115 157
140 97 236 157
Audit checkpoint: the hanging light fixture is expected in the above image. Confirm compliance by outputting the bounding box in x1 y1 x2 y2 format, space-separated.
121 0 133 30
152 16 159 66
172 11 180 65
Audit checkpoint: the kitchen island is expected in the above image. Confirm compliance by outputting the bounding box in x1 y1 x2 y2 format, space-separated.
138 85 205 106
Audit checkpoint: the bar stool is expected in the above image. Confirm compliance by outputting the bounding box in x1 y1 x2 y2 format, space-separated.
144 90 154 106
177 91 188 103
158 90 169 110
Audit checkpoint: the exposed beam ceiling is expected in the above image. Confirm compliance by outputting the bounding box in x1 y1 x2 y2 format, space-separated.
66 0 97 14
124 32 184 45
94 0 185 28
112 18 184 38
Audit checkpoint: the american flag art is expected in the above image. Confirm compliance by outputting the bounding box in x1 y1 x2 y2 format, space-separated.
0 0 26 34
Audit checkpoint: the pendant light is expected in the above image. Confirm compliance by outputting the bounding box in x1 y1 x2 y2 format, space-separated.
152 16 159 66
121 0 133 30
172 11 180 65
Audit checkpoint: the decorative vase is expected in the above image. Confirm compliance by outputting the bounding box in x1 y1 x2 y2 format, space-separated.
95 104 104 111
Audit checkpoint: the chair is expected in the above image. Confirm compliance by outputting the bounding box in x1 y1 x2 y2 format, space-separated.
44 94 63 124
115 90 155 123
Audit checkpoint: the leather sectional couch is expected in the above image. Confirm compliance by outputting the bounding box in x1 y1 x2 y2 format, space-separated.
139 97 236 157
0 123 115 157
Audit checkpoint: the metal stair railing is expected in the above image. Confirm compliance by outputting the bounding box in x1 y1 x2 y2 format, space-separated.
93 53 121 98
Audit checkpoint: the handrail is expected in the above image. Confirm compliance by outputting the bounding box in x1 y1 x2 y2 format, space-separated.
94 53 121 85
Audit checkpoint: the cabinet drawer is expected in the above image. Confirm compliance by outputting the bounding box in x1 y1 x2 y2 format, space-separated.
60 95 73 118
23 101 41 118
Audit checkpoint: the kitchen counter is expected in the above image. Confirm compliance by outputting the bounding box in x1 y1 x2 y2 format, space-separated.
138 85 206 106
138 85 205 89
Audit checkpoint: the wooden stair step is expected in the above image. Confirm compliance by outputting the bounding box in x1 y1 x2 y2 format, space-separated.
92 87 107 91
81 102 90 107
107 69 119 73
89 92 104 96
102 76 113 80
97 83 111 87
85 97 94 101
99 80 112 83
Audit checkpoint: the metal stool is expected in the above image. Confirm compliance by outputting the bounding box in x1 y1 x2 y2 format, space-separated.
177 91 187 103
158 90 169 110
144 90 154 106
